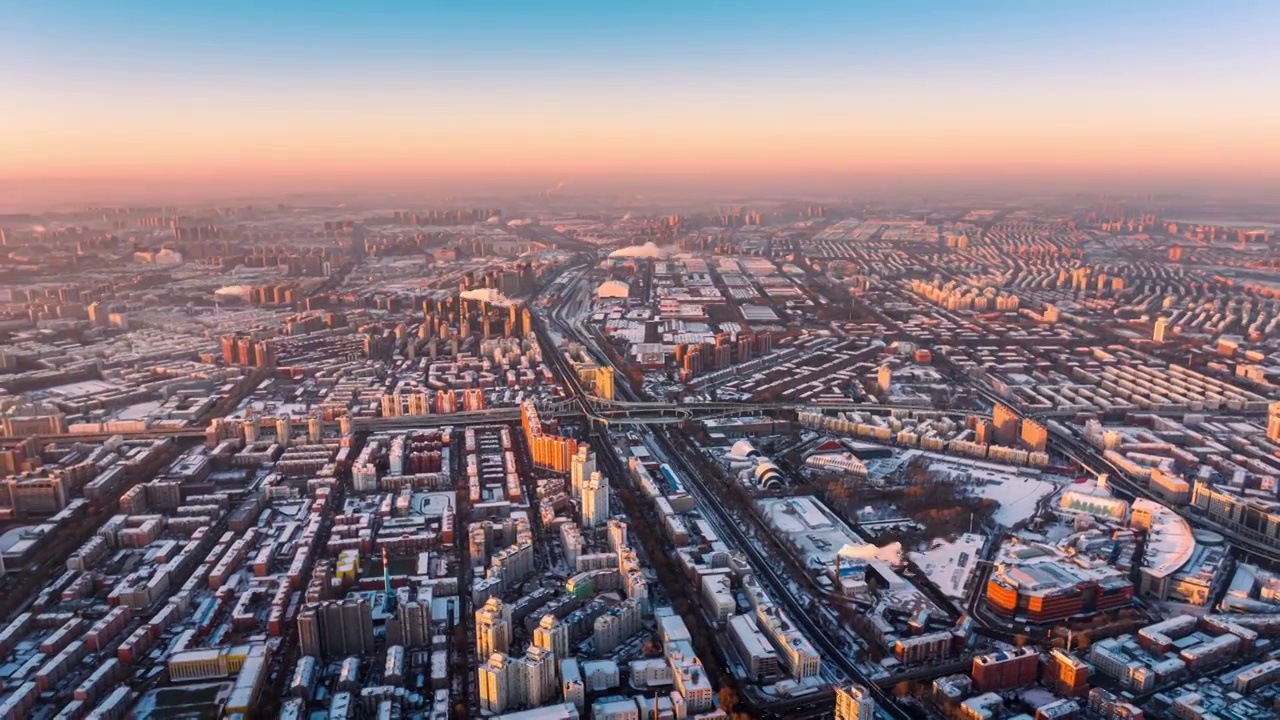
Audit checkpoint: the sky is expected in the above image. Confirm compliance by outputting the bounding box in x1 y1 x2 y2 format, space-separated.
2 0 1279 195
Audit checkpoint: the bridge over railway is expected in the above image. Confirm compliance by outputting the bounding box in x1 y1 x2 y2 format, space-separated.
584 396 973 423
358 397 940 430
1 397 965 444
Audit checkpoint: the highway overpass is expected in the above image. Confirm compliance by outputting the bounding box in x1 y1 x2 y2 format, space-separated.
3 395 978 445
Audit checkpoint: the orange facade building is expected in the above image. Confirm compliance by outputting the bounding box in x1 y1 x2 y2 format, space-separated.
521 401 578 473
986 542 1133 623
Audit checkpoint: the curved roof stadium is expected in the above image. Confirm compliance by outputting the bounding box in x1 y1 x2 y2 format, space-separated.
595 280 630 299
607 242 669 260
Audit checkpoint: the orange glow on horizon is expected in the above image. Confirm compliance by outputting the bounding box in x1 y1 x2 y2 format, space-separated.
4 96 1279 181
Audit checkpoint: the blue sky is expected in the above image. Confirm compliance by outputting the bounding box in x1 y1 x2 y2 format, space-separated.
2 1 1277 182
6 1 1256 83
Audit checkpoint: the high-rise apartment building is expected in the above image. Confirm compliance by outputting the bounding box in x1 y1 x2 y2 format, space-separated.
253 339 276 368
993 403 1020 447
297 598 373 658
237 336 253 367
331 598 374 657
1268 402 1280 444
479 652 513 714
275 414 291 448
1153 317 1170 343
476 597 512 659
835 683 877 720
607 519 628 553
307 413 324 444
222 335 238 365
521 645 558 708
533 614 570 660
386 588 433 649
381 394 401 418
406 392 431 416
592 598 642 654
594 366 615 401
582 471 609 528
570 448 596 499
1020 418 1049 453
477 645 559 714
297 604 321 658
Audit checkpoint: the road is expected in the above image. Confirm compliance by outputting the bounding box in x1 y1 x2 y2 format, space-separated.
973 384 1280 566
532 268 919 720
654 426 918 718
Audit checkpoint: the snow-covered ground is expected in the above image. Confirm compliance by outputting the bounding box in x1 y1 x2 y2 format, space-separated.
1016 520 1076 544
967 475 1060 527
1019 688 1060 709
116 400 164 420
910 533 986 599
757 495 900 571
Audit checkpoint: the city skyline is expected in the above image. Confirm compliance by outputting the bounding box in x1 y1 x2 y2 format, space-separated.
4 3 1280 718
1 194 1279 719
4 0 1280 199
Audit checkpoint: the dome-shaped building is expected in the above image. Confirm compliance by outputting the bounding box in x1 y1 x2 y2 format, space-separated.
754 461 784 490
726 440 761 461
607 242 669 260
595 280 631 300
